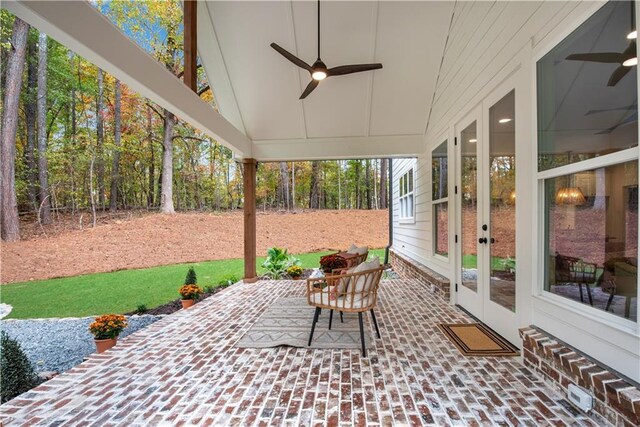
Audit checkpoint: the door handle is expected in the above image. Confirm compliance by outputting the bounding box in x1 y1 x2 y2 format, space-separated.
478 237 487 244
490 238 495 244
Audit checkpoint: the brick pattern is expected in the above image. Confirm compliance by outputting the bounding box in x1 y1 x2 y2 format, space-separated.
520 327 640 427
1 279 604 426
390 249 451 302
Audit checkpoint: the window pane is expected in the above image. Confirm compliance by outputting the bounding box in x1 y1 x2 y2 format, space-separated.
537 1 637 171
409 169 414 193
544 161 638 322
434 202 448 257
399 176 404 197
432 141 448 200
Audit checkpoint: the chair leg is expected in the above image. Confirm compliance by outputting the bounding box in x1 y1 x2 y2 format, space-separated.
308 307 321 347
586 285 593 306
370 309 381 339
358 312 366 358
624 297 631 319
340 311 344 323
605 292 615 312
329 309 333 330
578 284 584 303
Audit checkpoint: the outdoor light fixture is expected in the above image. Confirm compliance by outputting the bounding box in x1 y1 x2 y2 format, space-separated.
498 118 512 124
623 57 638 67
628 30 637 39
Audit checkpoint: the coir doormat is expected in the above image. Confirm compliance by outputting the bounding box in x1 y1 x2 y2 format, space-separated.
438 323 519 356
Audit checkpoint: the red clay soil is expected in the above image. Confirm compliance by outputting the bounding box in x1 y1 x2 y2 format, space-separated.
0 210 388 284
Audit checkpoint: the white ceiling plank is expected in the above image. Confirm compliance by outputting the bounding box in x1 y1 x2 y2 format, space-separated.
4 0 252 156
252 135 424 161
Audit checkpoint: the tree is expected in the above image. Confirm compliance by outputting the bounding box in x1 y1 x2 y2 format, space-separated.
109 79 121 211
160 109 176 213
24 33 38 210
0 17 29 241
96 68 105 208
36 31 51 224
309 161 320 209
379 159 388 209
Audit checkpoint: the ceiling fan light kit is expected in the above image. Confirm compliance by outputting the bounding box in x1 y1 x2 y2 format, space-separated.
270 0 383 99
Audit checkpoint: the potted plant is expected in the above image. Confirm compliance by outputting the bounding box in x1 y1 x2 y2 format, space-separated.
89 314 128 353
319 254 348 274
286 265 303 280
179 267 202 309
262 247 301 279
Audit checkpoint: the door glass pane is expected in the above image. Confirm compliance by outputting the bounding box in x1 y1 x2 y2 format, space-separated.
461 121 478 291
489 91 516 312
544 161 638 322
432 140 448 200
434 202 448 257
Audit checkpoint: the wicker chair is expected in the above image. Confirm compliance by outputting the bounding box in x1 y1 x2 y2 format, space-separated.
306 265 384 356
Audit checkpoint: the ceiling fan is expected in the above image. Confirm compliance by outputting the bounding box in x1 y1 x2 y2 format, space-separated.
270 0 383 99
565 2 636 87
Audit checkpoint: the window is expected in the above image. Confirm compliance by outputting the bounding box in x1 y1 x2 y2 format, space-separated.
538 0 638 322
399 168 415 220
432 141 448 257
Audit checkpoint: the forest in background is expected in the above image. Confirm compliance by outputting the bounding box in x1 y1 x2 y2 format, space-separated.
0 2 388 242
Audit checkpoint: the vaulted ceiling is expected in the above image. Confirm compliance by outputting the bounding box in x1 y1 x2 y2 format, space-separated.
198 1 455 160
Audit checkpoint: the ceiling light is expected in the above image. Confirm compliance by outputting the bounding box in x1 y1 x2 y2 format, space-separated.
498 118 512 124
623 57 638 67
628 30 637 39
469 138 477 143
312 70 327 80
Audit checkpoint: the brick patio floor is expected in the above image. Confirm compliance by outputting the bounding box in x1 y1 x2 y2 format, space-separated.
1 279 603 426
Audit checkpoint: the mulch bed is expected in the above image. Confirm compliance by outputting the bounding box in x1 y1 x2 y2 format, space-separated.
126 283 232 316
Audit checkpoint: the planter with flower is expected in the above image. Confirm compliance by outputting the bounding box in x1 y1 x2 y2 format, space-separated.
179 267 202 309
286 265 304 280
89 314 128 353
319 254 348 274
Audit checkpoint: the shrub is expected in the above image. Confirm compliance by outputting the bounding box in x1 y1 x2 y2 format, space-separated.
218 274 239 286
135 304 148 315
262 247 301 279
319 254 348 273
89 314 128 340
287 265 303 278
185 267 197 285
1 332 40 403
179 284 202 300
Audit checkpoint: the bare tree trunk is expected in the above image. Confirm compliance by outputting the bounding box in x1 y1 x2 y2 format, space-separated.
25 34 38 210
365 160 371 209
37 31 51 225
291 162 296 210
379 158 388 209
96 68 105 209
146 107 155 207
277 162 290 210
160 109 176 213
309 161 320 209
355 161 362 209
109 79 121 212
89 154 97 227
1 18 29 241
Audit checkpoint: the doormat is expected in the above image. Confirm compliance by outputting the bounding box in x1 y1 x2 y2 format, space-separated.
438 323 519 356
236 297 371 350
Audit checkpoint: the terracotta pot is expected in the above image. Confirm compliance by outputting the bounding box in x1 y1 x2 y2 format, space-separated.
181 299 195 309
94 338 117 353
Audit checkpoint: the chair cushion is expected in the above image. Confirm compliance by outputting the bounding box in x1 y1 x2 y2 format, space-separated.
347 244 368 255
351 257 381 294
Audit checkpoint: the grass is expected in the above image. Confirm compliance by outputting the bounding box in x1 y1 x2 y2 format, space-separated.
0 249 385 319
462 254 515 270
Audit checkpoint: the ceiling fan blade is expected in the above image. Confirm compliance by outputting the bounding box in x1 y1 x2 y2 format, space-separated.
300 80 319 99
327 63 383 76
623 40 637 56
585 104 637 115
608 65 631 87
566 52 625 63
270 43 312 72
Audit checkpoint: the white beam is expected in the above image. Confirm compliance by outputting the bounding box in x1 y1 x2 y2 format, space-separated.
251 135 424 161
4 0 252 156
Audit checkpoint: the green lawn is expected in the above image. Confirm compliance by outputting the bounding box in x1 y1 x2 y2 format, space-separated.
0 249 385 319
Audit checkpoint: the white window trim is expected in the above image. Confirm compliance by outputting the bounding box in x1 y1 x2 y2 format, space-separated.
399 168 415 224
529 2 640 380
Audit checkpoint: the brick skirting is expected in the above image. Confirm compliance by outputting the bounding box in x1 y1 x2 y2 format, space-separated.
520 327 640 426
389 249 451 302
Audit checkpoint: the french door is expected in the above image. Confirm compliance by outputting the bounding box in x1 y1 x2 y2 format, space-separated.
456 89 518 345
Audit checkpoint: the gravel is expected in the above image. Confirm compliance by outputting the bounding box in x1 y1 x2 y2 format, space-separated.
0 315 161 373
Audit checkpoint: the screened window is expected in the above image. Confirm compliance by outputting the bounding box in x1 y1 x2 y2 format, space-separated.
538 0 638 322
399 169 415 220
432 141 448 257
